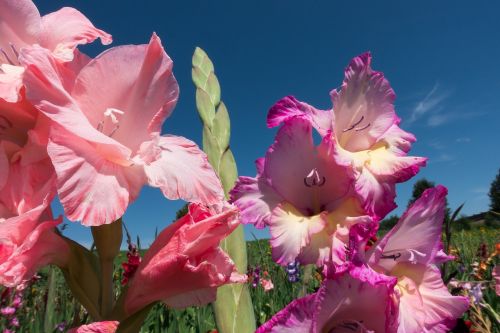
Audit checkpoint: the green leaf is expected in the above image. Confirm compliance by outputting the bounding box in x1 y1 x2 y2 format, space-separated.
196 89 215 127
213 102 230 149
61 237 102 320
43 267 57 333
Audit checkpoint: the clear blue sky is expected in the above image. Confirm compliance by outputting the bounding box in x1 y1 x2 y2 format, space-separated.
36 1 500 247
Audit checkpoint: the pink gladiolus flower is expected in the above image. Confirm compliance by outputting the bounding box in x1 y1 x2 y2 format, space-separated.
257 266 398 333
232 117 372 267
124 203 245 315
1 0 111 215
267 53 426 219
0 0 111 102
0 198 68 287
67 321 118 333
20 34 224 226
366 186 469 332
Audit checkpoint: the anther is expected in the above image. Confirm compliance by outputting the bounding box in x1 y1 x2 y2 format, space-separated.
380 253 401 261
303 168 326 187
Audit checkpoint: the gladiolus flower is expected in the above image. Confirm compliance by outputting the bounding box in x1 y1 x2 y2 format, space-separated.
366 186 469 333
0 0 111 102
266 53 426 219
257 266 398 332
20 34 224 226
124 203 245 315
231 117 372 267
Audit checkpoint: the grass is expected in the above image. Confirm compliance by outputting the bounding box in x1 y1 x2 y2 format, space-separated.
0 227 498 332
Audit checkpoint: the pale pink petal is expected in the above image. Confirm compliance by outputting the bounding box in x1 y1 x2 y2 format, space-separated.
0 203 68 287
383 123 417 155
0 0 41 54
67 321 118 333
394 264 469 333
72 33 178 152
256 294 316 332
265 117 352 215
19 46 131 161
354 166 397 219
0 156 56 215
365 145 427 183
371 186 448 271
269 203 326 265
138 135 223 205
125 203 240 315
267 95 332 136
47 125 146 226
0 64 24 102
40 7 112 62
230 175 283 229
331 52 397 152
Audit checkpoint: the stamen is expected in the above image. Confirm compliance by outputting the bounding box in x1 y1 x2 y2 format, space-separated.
354 123 371 131
9 43 19 59
303 168 326 187
108 125 119 137
0 48 16 65
380 253 401 261
342 115 364 132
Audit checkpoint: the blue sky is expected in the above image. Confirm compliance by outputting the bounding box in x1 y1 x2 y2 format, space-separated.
36 1 500 247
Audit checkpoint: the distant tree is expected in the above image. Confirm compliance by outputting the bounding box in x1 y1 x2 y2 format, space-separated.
175 204 189 220
379 215 399 230
489 168 500 213
407 179 436 208
408 178 450 220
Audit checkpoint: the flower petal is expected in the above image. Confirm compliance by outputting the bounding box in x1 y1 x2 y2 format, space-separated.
269 202 326 265
40 7 112 62
125 203 240 315
230 175 283 229
0 64 24 102
256 293 316 332
394 264 469 333
332 52 397 152
371 186 448 271
264 117 352 215
267 95 332 136
0 0 41 52
72 33 178 152
314 268 398 333
139 135 223 205
20 45 131 161
48 125 145 226
0 203 68 287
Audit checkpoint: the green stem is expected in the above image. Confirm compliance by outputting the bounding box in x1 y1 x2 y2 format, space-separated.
100 258 115 318
43 267 57 333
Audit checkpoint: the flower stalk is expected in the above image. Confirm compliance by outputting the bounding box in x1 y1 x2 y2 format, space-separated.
192 47 256 333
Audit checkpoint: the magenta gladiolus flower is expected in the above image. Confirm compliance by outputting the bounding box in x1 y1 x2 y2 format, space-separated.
124 203 246 315
0 197 68 287
267 53 426 218
231 117 373 267
257 266 399 333
20 34 224 226
366 186 469 332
